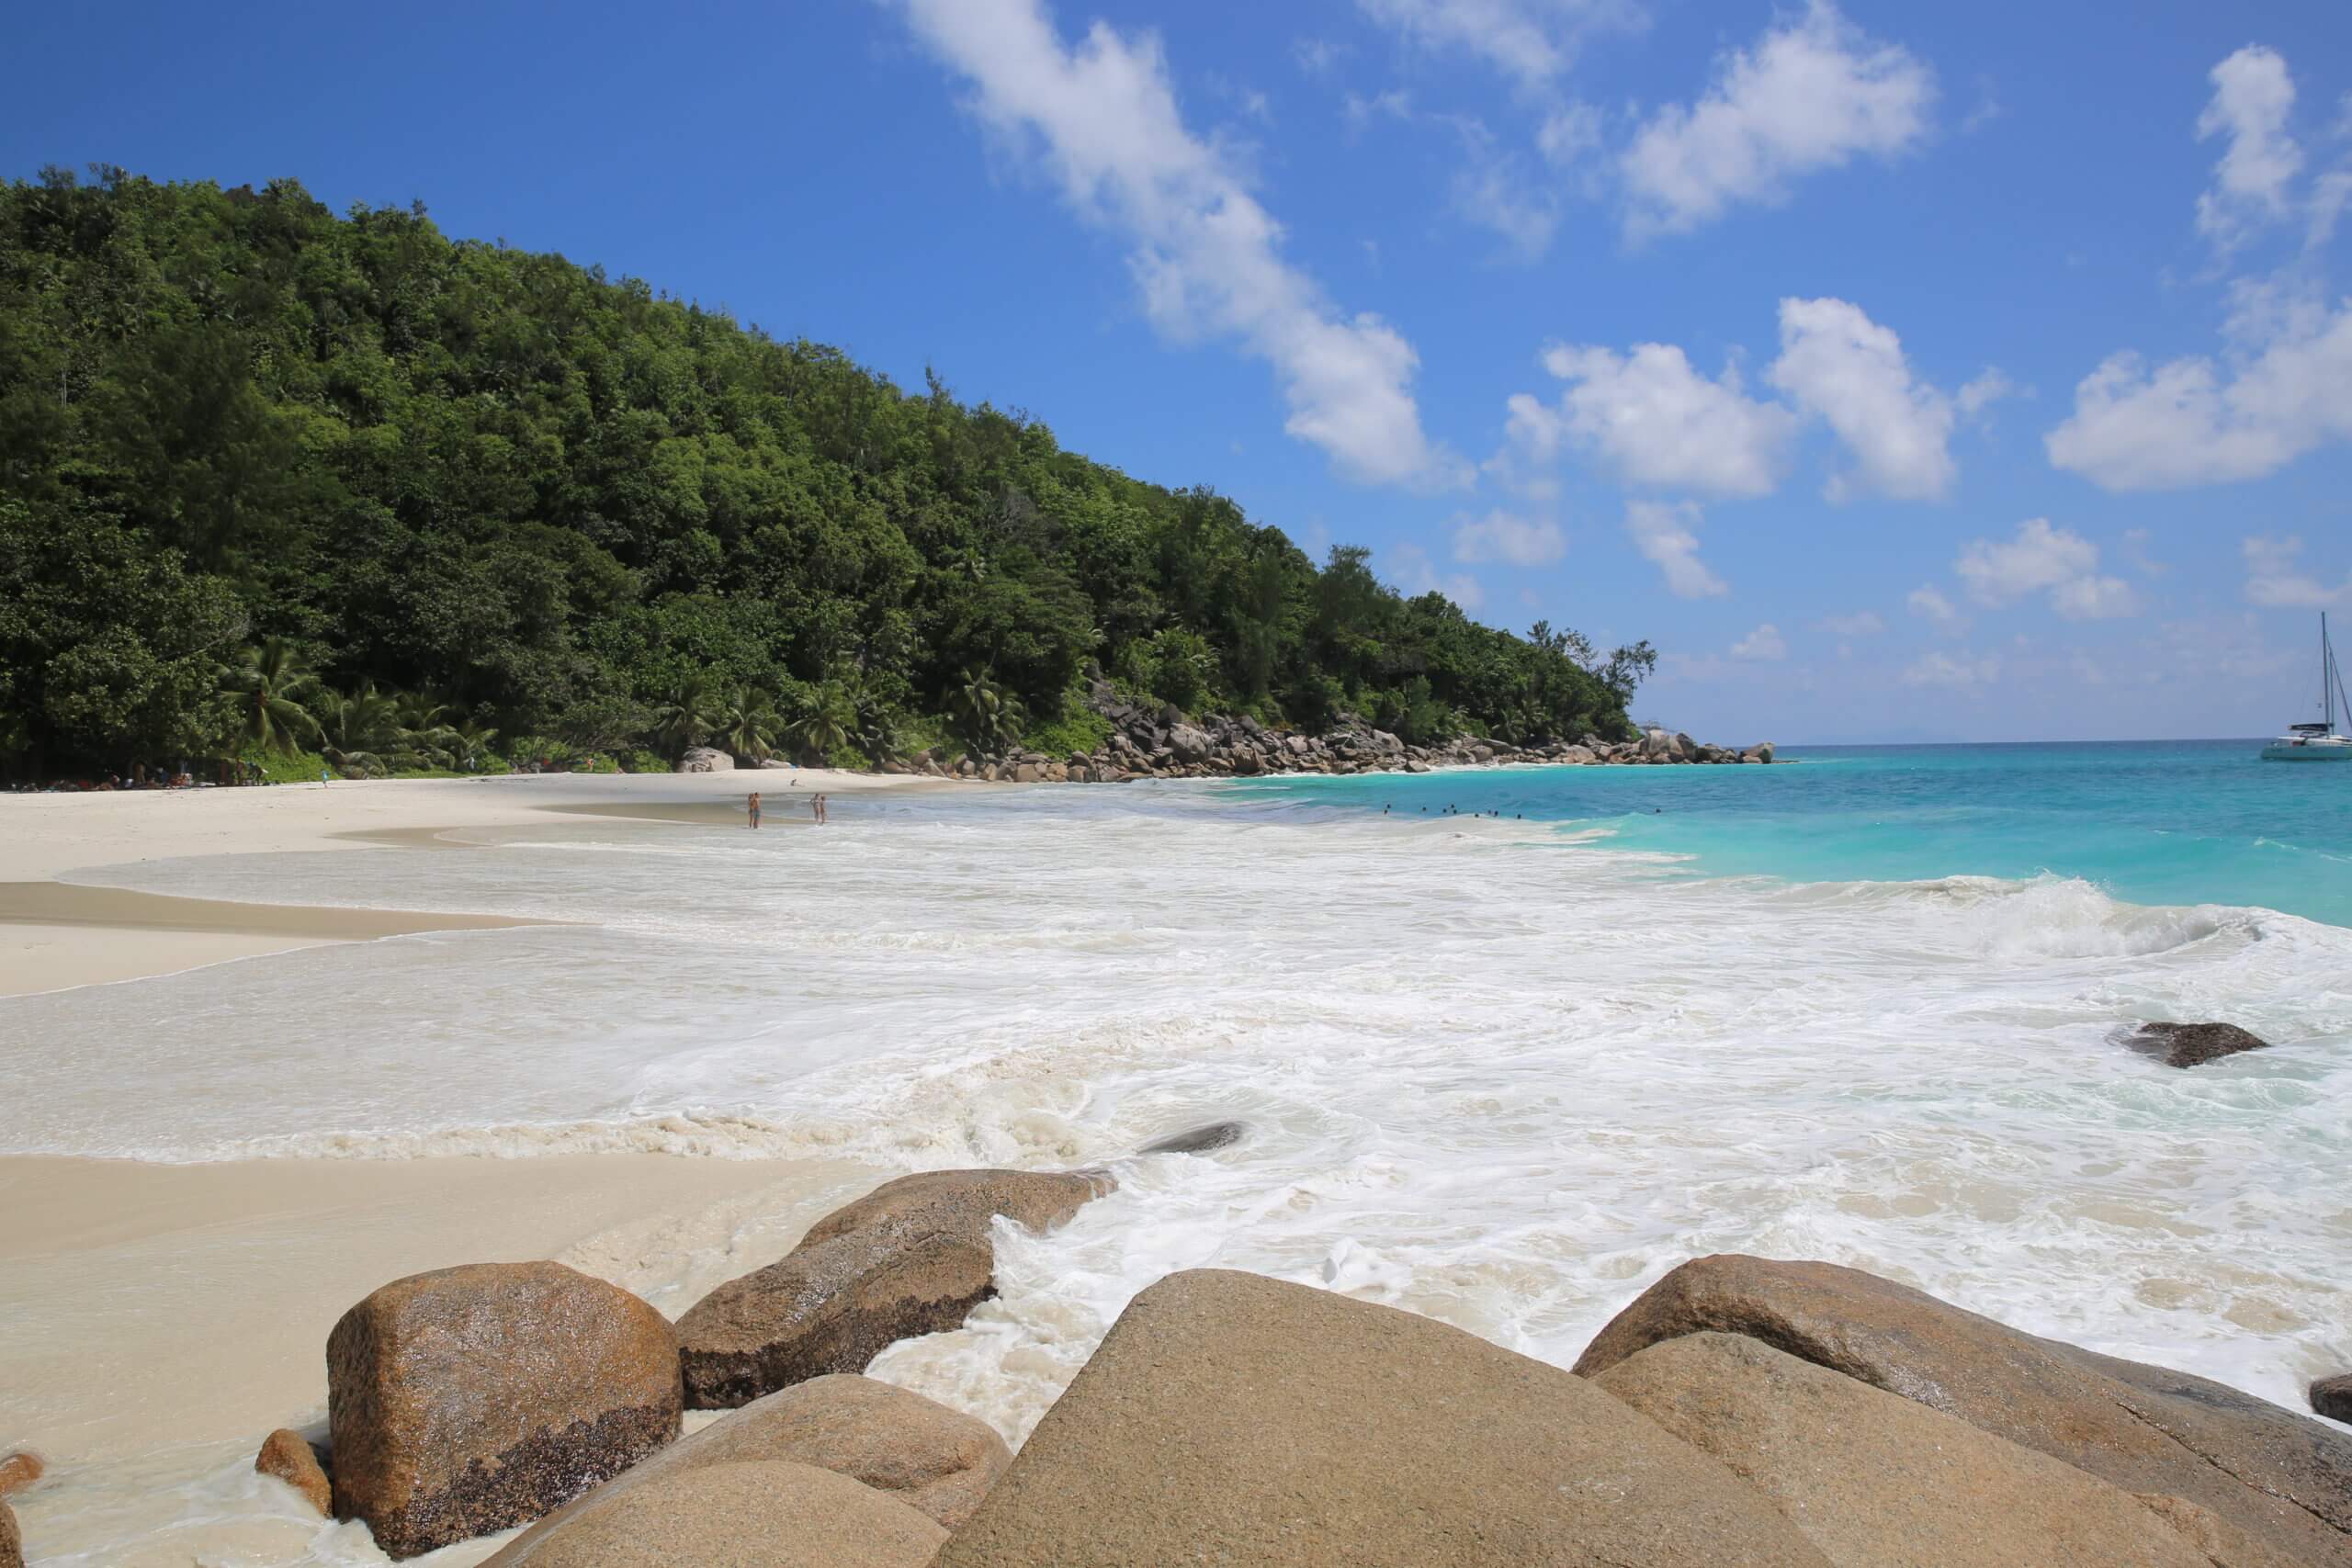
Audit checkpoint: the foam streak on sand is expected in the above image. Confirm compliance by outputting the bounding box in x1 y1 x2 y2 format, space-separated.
1 765 2348 1563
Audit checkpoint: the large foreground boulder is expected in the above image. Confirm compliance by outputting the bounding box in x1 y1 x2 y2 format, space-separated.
328 1261 682 1559
483 1460 944 1568
0 1496 17 1568
1571 1256 2352 1567
674 746 734 773
1595 1332 2214 1567
677 1168 1111 1409
2130 1021 2270 1067
934 1269 1834 1567
485 1373 1008 1562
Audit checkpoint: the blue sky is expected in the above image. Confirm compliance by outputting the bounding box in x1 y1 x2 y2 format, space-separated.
9 1 2352 742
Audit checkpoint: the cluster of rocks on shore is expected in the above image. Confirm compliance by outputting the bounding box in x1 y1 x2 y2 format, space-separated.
681 682 1775 784
2 1129 2315 1568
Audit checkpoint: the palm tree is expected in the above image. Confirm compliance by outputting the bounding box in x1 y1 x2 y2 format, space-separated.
447 718 501 773
786 684 856 762
951 667 1010 753
391 692 460 770
717 685 781 763
221 638 322 753
650 675 722 758
315 683 403 776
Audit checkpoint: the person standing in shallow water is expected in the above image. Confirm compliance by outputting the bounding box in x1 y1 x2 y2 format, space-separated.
747 791 761 829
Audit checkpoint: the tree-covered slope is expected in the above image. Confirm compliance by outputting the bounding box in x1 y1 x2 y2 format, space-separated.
0 166 1651 774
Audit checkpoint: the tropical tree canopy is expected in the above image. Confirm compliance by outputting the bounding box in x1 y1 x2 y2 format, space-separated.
0 168 1651 775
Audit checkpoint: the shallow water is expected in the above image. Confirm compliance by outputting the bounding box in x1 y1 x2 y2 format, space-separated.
3 751 2349 1563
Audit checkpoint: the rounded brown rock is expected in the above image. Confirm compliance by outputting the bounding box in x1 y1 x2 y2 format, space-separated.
254 1427 333 1517
327 1260 682 1559
677 1168 1110 1409
934 1267 1835 1568
1594 1332 2213 1567
0 1453 38 1499
1571 1255 2352 1567
481 1459 946 1567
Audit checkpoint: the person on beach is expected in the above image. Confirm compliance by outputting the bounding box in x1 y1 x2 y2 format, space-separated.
813 793 828 825
747 791 762 829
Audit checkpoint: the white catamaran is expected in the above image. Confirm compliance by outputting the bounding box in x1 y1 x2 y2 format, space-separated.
2261 611 2352 761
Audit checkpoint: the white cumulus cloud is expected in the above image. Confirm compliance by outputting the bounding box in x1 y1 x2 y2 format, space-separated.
1768 297 1958 501
1951 519 2139 621
1956 518 2097 605
1619 1 1934 238
1624 499 1728 598
897 0 1462 489
1516 343 1796 497
2044 299 2352 491
2243 534 2349 607
1731 623 1787 660
1451 508 1566 566
2197 45 2303 249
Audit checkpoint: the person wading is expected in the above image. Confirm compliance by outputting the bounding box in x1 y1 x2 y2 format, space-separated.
747 791 762 829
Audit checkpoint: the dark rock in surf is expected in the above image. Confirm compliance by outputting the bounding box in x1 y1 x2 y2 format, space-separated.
2316 1374 2352 1423
676 1168 1114 1409
1138 1121 1248 1156
2130 1021 2271 1068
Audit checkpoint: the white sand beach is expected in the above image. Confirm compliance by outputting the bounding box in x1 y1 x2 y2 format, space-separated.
0 769 932 1562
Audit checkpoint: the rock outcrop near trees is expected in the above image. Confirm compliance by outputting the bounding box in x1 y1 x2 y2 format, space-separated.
1571 1255 2352 1568
1595 1332 2218 1568
326 1261 684 1559
2129 1021 2272 1067
676 1168 1113 1409
922 689 1775 784
934 1268 1836 1568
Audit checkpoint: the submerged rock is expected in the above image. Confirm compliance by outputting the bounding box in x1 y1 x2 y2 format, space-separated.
934 1268 1834 1568
1595 1332 2211 1567
1137 1120 1248 1156
2317 1374 2352 1423
676 1168 1112 1409
483 1375 1005 1562
484 1460 944 1568
327 1261 682 1559
0 1454 37 1498
254 1427 332 1517
1571 1255 2352 1567
2130 1021 2271 1068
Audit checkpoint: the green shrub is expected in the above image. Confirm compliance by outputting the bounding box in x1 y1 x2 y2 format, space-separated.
1025 708 1111 759
620 747 668 774
240 744 331 784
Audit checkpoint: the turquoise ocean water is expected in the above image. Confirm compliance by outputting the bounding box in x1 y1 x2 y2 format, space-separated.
1238 739 2352 930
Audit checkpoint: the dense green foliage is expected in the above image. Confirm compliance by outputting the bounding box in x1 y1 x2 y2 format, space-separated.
0 167 1652 775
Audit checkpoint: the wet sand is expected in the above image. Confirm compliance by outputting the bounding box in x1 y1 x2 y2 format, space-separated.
0 1153 883 1462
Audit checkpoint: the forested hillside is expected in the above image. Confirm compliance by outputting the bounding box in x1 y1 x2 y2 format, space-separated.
0 166 1652 777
